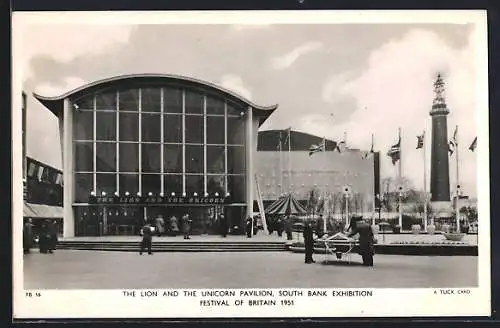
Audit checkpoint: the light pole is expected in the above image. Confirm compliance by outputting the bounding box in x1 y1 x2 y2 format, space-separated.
455 185 461 233
398 186 403 231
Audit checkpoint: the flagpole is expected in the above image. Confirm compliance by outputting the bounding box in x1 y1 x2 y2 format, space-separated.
455 125 460 233
279 131 283 196
323 136 327 234
423 129 428 232
398 127 403 229
288 128 292 194
371 133 376 226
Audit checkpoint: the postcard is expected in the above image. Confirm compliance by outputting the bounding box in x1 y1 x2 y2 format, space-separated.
12 10 490 319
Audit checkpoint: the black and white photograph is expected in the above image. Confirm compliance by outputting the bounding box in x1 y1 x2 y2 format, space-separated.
12 10 490 318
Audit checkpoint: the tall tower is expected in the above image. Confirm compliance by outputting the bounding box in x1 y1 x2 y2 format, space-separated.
429 73 451 213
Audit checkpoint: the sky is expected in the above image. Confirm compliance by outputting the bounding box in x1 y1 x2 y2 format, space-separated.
17 15 483 197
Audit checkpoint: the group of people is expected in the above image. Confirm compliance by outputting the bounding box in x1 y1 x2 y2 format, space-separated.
302 216 376 266
23 218 59 254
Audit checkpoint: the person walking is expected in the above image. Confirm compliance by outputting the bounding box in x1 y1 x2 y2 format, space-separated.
347 216 375 266
23 219 34 254
139 221 154 255
182 214 192 240
48 220 58 254
303 220 315 264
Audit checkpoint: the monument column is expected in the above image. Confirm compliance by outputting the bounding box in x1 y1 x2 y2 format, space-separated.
429 74 451 214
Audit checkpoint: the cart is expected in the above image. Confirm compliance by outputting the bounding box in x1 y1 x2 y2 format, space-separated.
315 232 359 264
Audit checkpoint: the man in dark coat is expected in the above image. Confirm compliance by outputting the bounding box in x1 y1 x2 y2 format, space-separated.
182 214 192 240
245 216 252 238
219 213 228 238
285 215 293 240
303 221 315 264
276 217 284 237
348 216 375 266
140 221 154 255
23 219 34 254
48 220 58 254
39 220 49 254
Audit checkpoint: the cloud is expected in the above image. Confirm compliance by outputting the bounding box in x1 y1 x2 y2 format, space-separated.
271 41 325 70
34 76 88 97
322 71 358 103
21 24 132 81
305 28 478 196
220 74 252 100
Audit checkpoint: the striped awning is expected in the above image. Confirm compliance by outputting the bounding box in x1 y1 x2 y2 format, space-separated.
23 203 63 219
265 193 307 216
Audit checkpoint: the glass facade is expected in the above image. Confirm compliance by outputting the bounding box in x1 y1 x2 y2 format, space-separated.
72 85 247 203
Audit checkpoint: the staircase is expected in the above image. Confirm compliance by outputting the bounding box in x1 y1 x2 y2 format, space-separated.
56 240 288 252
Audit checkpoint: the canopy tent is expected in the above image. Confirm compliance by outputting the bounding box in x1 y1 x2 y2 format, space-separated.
265 193 307 216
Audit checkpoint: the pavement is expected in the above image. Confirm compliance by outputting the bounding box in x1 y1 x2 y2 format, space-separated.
58 231 479 245
23 250 478 289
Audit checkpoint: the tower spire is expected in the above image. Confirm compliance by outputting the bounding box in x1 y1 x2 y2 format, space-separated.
430 73 450 115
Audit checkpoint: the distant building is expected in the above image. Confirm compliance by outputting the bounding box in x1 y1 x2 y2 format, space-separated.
255 129 379 216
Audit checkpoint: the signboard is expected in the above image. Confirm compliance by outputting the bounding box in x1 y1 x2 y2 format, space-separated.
88 195 230 206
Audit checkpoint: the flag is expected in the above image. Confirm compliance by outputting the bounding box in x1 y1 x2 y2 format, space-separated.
416 134 424 149
309 139 325 156
362 138 374 159
449 127 457 156
387 137 401 165
469 137 477 152
55 173 63 185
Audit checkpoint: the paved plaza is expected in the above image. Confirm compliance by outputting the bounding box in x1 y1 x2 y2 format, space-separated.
23 250 477 289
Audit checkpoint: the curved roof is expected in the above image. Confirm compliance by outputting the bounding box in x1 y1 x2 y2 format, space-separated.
33 73 278 124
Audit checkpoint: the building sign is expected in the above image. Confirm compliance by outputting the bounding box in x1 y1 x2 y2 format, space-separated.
89 195 230 205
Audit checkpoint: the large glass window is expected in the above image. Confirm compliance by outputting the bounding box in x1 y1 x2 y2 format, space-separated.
74 110 93 141
186 175 204 194
95 91 117 110
74 142 93 172
119 174 139 195
141 87 161 112
185 91 203 114
164 88 182 114
164 144 182 173
142 113 161 142
75 173 93 202
207 146 225 174
96 111 116 141
73 85 250 205
164 175 182 194
185 115 204 144
96 173 116 195
96 143 116 172
142 174 161 195
164 114 182 143
185 145 204 173
119 112 139 141
206 116 225 144
119 143 139 172
119 89 139 111
142 143 161 173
